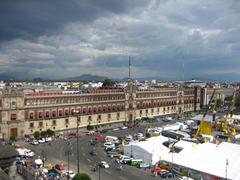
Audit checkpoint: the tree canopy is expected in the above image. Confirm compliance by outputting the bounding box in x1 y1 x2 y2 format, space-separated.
73 173 91 180
33 131 40 140
102 78 115 87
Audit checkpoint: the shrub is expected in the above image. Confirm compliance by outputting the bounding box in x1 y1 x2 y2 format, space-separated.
9 135 16 142
86 125 94 131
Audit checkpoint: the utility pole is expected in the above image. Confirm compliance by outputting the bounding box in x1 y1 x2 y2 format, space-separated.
77 115 80 173
225 158 229 180
98 164 101 180
65 148 72 180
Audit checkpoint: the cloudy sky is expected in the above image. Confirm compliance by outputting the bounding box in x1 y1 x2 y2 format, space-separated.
0 0 240 81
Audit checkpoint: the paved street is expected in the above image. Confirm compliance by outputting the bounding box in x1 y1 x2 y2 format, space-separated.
28 121 179 180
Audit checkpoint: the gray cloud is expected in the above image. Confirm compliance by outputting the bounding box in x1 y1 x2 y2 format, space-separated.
0 0 240 81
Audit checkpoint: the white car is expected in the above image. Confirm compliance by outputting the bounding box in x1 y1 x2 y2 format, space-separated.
31 140 39 145
25 149 34 158
104 142 114 147
64 170 76 179
121 126 128 130
38 138 45 144
125 135 133 142
100 161 109 168
45 137 52 142
112 128 120 131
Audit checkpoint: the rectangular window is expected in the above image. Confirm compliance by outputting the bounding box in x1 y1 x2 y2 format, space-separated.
65 110 69 116
30 122 34 128
39 122 43 127
52 111 56 117
117 113 120 120
108 113 111 119
39 112 43 119
65 118 69 124
11 113 17 121
98 115 101 120
88 116 92 122
30 113 34 120
58 110 63 117
52 120 56 126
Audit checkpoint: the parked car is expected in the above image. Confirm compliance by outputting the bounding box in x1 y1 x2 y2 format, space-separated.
38 138 45 144
100 161 109 168
25 149 34 158
31 140 39 145
125 135 133 142
95 135 105 141
127 125 133 129
89 150 97 156
54 163 64 174
112 128 120 131
45 137 52 142
104 142 114 147
87 131 95 135
161 171 175 178
121 126 128 130
64 170 76 179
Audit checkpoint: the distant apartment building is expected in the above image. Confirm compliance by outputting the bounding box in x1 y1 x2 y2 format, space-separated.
200 87 235 107
0 85 200 139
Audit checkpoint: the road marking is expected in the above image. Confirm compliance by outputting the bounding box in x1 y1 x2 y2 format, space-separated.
87 158 91 162
104 169 111 174
119 176 127 180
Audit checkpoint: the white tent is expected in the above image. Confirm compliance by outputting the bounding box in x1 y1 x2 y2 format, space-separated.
123 136 170 165
124 136 240 179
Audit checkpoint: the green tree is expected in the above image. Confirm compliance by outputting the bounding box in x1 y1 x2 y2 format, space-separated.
102 78 115 87
33 131 40 140
73 173 91 180
46 129 55 137
86 125 94 131
94 125 100 130
40 131 47 138
9 135 16 142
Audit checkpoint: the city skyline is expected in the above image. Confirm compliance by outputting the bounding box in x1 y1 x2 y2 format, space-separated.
0 0 240 81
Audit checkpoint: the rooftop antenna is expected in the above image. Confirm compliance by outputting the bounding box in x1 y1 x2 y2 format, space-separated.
182 61 185 82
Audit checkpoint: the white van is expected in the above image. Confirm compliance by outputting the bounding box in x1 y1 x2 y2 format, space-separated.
105 136 120 144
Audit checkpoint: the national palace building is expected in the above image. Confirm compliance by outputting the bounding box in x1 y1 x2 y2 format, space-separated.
0 82 200 139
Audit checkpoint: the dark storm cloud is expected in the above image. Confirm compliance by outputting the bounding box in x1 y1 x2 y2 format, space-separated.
0 0 146 42
1 0 240 81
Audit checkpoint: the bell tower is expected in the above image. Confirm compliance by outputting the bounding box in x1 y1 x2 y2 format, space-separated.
124 56 137 125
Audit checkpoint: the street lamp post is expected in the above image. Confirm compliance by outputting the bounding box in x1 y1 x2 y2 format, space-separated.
169 142 175 173
65 148 72 180
98 164 101 180
73 110 80 173
225 158 229 180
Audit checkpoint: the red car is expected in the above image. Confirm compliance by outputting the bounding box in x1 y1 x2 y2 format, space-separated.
151 167 161 174
95 135 105 141
55 163 64 172
127 124 133 129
